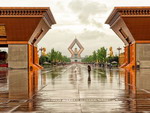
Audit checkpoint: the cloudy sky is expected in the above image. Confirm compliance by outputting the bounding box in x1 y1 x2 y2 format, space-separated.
0 0 150 57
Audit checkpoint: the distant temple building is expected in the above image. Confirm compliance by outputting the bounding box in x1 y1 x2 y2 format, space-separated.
68 38 84 62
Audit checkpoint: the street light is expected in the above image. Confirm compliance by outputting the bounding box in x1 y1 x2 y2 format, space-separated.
117 47 122 56
117 47 122 66
39 47 44 56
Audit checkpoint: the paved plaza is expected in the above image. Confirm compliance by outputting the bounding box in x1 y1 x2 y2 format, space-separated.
0 64 150 112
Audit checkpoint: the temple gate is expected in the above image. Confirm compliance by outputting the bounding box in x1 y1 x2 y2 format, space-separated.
0 7 55 70
106 7 150 69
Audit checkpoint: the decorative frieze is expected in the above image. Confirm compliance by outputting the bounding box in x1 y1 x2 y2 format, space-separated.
120 9 150 15
0 9 46 16
105 7 150 25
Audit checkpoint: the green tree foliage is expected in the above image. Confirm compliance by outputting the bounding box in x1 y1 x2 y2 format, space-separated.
107 56 119 63
82 47 107 63
82 47 119 67
39 48 70 65
39 55 48 65
92 51 97 62
62 56 71 62
97 47 107 63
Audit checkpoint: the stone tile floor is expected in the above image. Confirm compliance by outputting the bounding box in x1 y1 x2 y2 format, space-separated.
0 64 150 112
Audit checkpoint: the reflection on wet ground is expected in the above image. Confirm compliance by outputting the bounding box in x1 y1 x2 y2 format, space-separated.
0 64 150 112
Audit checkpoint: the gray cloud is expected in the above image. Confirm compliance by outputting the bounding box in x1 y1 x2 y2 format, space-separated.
38 0 123 57
69 0 108 27
91 19 103 28
78 29 103 40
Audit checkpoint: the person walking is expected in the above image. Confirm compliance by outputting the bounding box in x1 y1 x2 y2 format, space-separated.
88 65 91 73
87 65 91 81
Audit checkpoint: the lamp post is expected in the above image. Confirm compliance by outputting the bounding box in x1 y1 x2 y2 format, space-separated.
39 47 44 56
117 47 122 56
117 47 122 66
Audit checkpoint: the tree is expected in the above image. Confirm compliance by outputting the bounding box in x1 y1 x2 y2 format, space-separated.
92 51 97 62
62 56 71 62
42 48 71 65
39 55 48 65
57 52 62 62
50 48 55 63
82 55 93 63
97 47 107 63
47 52 51 63
107 56 119 63
82 47 107 64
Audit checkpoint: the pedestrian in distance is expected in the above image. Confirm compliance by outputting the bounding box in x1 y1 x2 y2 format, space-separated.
88 65 91 73
87 65 91 81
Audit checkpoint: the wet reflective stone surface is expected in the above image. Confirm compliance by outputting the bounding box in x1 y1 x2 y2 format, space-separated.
0 64 150 112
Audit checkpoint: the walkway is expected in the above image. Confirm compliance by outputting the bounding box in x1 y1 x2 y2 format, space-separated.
0 64 150 112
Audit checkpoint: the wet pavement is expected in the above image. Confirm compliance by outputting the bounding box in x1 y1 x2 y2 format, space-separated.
0 64 150 112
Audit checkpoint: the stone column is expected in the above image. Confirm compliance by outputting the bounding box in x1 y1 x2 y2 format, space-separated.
136 43 150 68
8 44 28 69
8 70 29 99
8 69 39 99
